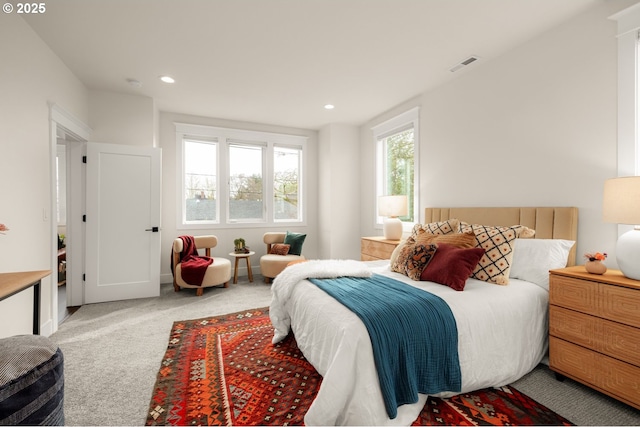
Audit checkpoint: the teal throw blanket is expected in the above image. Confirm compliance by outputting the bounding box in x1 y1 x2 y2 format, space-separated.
309 274 461 419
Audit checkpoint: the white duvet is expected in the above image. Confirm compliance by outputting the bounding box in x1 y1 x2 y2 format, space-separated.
270 259 549 426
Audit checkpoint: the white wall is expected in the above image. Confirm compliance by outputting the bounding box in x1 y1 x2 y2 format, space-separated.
158 112 319 284
360 0 633 267
89 90 156 147
0 15 88 338
318 124 361 259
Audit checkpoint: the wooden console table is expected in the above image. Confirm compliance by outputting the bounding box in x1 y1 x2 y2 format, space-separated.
0 270 51 335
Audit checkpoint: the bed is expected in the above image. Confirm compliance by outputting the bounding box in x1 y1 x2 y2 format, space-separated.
270 206 578 426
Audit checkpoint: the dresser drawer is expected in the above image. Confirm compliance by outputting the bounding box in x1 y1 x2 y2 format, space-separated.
550 306 640 367
549 275 598 314
600 284 640 328
360 238 399 261
550 337 640 409
549 306 599 350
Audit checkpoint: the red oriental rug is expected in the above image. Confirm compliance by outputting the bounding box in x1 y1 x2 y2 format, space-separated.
145 307 573 426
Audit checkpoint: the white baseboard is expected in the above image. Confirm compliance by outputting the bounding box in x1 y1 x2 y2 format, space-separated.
40 319 53 337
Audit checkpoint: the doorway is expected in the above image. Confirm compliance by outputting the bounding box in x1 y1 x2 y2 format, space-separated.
50 103 90 334
55 137 83 325
56 142 69 324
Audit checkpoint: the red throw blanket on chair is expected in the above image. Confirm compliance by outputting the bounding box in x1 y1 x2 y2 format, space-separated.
177 236 213 286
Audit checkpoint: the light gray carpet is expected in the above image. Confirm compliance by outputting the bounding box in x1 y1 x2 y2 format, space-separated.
51 276 640 426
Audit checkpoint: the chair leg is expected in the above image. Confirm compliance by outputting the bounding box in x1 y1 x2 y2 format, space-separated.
173 283 180 292
223 281 229 288
196 287 204 296
264 277 271 284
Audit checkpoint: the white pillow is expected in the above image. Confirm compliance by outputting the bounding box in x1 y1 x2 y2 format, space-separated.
509 239 575 290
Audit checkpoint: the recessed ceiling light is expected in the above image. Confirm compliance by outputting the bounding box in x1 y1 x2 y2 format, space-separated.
160 75 175 84
324 104 335 110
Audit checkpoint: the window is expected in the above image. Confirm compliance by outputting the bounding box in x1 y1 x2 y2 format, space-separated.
176 124 306 228
183 139 218 223
611 5 640 176
373 107 419 229
273 145 302 221
228 142 264 222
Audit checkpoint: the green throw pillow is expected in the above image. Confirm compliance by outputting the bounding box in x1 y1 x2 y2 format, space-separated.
284 231 306 256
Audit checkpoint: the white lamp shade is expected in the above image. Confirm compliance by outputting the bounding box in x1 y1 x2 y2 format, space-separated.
603 176 640 225
378 195 408 218
603 176 640 280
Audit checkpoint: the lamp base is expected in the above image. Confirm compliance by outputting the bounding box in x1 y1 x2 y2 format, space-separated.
383 217 403 240
616 227 640 280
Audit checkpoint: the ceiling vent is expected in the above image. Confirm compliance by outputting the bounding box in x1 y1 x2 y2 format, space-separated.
449 56 480 73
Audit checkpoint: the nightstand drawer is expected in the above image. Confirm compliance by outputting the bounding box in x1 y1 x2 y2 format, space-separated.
550 306 640 366
601 284 640 328
549 306 599 349
549 275 598 314
360 237 400 261
551 337 640 409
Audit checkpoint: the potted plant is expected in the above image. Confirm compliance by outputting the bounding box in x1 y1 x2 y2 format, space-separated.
234 238 246 253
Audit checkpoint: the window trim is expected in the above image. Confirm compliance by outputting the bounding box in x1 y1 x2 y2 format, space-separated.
612 3 640 177
372 107 420 233
175 123 307 229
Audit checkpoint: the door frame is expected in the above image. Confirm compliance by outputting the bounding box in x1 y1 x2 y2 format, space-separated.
49 103 91 335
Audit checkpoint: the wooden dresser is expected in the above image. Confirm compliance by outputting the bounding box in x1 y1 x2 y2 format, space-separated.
360 237 401 261
549 266 640 409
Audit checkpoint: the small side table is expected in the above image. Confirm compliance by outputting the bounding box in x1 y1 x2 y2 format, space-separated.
229 251 255 284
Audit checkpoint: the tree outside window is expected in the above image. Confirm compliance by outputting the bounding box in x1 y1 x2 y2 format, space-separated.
184 139 217 221
384 129 414 223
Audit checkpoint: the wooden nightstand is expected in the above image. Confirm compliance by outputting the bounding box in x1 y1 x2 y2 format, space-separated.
360 237 401 261
549 266 640 409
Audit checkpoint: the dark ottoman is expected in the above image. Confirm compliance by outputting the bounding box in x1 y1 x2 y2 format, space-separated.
0 335 64 425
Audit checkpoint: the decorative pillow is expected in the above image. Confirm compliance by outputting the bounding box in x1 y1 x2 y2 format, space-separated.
414 230 476 248
405 244 437 281
269 243 290 255
390 230 475 268
420 243 486 291
391 242 414 274
389 240 408 267
284 231 306 255
509 239 575 290
410 219 460 238
459 223 536 285
391 242 437 280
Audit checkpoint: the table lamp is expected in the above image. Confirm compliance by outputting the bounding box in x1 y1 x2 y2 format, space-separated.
603 176 640 280
378 195 407 240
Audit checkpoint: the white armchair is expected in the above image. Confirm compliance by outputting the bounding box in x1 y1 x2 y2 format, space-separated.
260 232 305 283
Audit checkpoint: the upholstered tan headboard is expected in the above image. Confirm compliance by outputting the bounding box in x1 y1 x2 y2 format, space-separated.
424 207 579 266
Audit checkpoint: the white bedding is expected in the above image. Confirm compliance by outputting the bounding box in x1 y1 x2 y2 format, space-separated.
270 259 549 426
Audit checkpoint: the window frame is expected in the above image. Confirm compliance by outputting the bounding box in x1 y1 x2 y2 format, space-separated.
181 137 220 226
612 3 640 177
372 107 420 233
175 123 307 229
611 5 640 240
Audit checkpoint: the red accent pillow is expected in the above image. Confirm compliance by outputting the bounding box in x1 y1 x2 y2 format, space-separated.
270 243 290 255
420 243 485 291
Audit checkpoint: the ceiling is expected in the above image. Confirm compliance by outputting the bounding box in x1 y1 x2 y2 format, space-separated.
24 0 603 130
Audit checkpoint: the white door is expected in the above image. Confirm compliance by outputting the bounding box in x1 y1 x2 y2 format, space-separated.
84 142 162 303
